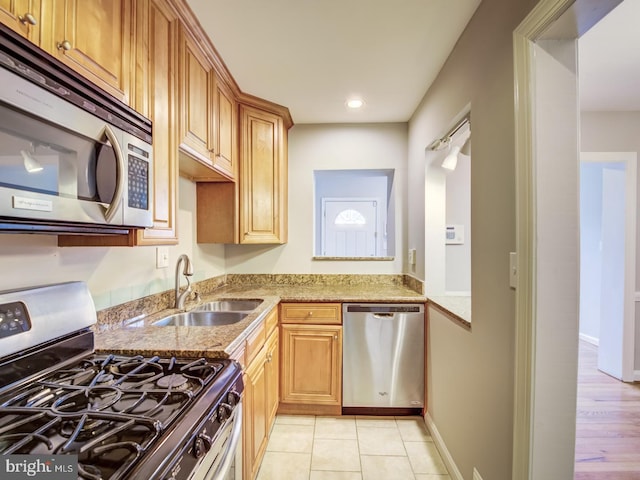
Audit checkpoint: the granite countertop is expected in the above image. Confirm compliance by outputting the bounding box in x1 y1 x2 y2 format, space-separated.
94 276 427 360
427 295 471 328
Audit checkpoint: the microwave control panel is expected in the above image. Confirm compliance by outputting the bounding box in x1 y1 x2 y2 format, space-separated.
0 301 31 339
127 143 150 211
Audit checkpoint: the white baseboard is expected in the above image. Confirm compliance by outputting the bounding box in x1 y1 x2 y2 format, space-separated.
579 333 599 346
634 370 640 382
424 412 463 480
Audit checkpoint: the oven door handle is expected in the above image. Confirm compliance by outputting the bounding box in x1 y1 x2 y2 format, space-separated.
209 401 242 480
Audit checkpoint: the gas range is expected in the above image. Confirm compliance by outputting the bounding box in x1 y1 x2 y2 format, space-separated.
0 282 243 480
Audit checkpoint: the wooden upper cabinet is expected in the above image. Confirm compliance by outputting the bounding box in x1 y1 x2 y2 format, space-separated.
177 25 236 182
133 0 179 245
40 0 132 103
178 26 214 161
213 76 237 179
239 104 288 244
0 0 41 42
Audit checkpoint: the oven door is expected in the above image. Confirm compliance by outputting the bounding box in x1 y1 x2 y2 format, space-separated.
191 401 243 480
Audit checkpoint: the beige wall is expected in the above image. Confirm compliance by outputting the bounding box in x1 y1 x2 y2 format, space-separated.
0 124 408 307
1 177 226 310
408 0 536 478
225 123 408 274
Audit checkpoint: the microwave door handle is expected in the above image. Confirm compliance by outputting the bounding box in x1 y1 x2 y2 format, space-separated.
101 125 125 223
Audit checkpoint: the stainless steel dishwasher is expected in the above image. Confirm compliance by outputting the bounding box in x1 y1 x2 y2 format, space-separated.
342 303 425 414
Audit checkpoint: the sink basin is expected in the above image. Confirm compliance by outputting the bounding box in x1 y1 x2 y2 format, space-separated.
193 299 263 312
152 311 248 327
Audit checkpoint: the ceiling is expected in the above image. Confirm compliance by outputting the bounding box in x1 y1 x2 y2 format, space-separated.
185 0 639 125
186 0 481 124
579 0 640 111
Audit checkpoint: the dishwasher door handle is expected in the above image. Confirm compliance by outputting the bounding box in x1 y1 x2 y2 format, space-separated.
372 313 395 318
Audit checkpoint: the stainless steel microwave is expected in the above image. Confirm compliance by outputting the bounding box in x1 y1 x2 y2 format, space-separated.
0 27 153 235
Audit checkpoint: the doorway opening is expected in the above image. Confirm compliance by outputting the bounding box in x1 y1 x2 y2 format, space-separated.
579 152 637 382
512 0 630 478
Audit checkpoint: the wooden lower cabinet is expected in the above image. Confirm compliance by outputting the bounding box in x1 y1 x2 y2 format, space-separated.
280 324 342 409
230 308 279 480
244 345 268 480
265 328 279 428
279 302 342 415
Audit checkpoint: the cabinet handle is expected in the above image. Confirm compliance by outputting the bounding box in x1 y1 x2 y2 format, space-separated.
57 40 72 51
308 311 313 316
334 335 338 340
18 13 37 26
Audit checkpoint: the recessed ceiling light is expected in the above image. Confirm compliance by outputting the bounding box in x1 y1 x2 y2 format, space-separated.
346 98 364 109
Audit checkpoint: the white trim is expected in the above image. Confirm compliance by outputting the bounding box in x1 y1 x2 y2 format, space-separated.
424 412 463 480
634 371 640 382
579 333 599 346
513 2 623 478
512 1 580 479
636 292 640 303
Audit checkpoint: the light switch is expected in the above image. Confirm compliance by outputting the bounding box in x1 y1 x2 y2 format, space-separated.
408 248 416 266
156 247 169 269
509 252 517 289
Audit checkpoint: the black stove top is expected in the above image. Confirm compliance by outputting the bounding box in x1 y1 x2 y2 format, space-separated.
0 282 243 480
0 346 239 480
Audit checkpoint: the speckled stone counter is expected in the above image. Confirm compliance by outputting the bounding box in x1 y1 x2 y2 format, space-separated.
94 274 426 360
427 295 471 329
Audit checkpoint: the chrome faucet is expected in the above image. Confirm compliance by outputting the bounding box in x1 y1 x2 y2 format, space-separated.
175 254 194 310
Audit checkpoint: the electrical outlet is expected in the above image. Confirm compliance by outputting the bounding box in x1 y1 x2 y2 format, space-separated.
156 247 169 269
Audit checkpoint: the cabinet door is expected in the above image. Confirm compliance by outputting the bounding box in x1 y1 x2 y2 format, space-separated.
244 347 268 480
265 329 279 429
212 75 236 179
133 0 178 245
281 324 342 405
42 0 131 103
178 26 214 162
0 0 41 42
239 104 287 244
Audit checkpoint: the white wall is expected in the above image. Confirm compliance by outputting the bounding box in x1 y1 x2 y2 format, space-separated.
581 111 640 369
445 152 471 293
225 123 407 274
0 177 226 310
408 0 537 478
579 162 606 341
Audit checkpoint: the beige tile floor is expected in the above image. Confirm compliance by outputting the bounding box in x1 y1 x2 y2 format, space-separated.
256 415 451 480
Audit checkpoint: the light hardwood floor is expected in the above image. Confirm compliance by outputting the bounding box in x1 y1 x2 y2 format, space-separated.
575 341 640 479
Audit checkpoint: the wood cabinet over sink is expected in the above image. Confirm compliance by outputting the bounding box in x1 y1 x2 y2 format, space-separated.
196 102 289 245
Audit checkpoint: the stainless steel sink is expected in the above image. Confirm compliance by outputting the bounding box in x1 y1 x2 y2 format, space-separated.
193 299 263 312
152 311 248 327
